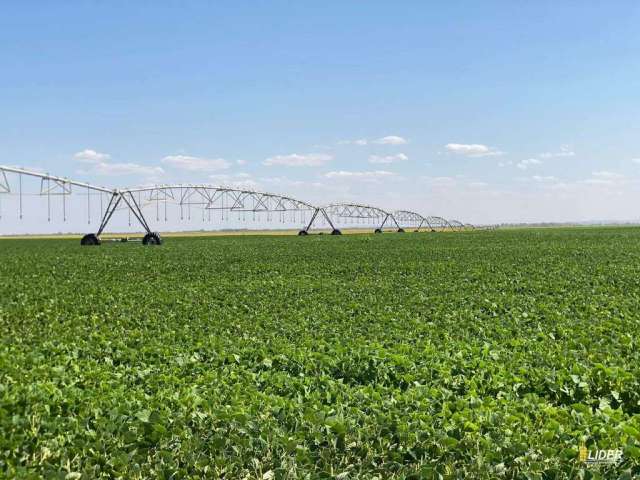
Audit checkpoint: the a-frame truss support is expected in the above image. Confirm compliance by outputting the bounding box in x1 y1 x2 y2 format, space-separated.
85 190 158 245
300 208 338 235
0 166 161 246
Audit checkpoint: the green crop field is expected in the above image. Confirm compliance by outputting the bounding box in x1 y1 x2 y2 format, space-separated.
2 228 640 479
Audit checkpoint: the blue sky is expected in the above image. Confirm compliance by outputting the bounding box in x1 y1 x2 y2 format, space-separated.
1 1 640 225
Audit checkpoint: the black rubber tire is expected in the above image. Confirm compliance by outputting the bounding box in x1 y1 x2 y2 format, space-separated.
414 229 419 233
397 228 405 233
374 228 382 234
80 233 101 246
331 229 342 236
142 232 163 246
298 230 308 236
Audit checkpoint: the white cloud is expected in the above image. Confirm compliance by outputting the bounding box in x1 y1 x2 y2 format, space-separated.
592 170 624 179
236 159 247 166
550 171 628 189
368 153 408 164
263 153 333 167
162 155 231 172
74 149 111 163
210 172 251 180
231 179 260 189
338 138 368 146
468 181 488 188
631 158 640 165
445 143 503 157
532 175 558 182
81 162 164 177
498 160 514 167
209 172 259 190
73 148 163 177
373 135 408 145
421 176 457 188
547 182 572 191
517 158 542 170
581 179 611 186
539 145 575 159
582 171 626 185
261 176 305 186
324 170 396 179
338 135 407 146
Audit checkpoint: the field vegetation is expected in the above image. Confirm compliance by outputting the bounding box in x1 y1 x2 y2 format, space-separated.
1 228 640 479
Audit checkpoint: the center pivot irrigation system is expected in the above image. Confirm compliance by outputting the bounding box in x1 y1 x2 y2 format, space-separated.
0 165 476 245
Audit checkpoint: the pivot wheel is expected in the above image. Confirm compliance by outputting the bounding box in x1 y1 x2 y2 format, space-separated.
331 229 342 235
142 232 163 246
298 230 309 236
397 228 405 233
374 228 382 234
80 233 101 246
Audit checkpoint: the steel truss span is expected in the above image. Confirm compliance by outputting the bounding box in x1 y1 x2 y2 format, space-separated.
393 211 474 232
0 165 479 245
128 184 334 237
394 210 429 232
426 216 454 231
449 219 466 232
317 203 402 234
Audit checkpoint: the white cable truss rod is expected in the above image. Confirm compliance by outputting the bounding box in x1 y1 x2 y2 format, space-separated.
124 184 318 212
0 170 10 193
449 219 465 231
125 183 327 236
145 186 175 201
320 202 401 233
0 165 158 245
324 202 391 218
0 165 114 194
425 216 453 230
1 166 474 243
394 210 426 222
393 210 429 231
39 177 73 195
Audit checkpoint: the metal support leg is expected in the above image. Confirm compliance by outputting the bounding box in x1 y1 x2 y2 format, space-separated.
120 192 152 234
303 208 336 233
379 214 389 230
0 171 9 193
97 193 122 236
321 208 336 231
304 208 320 232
